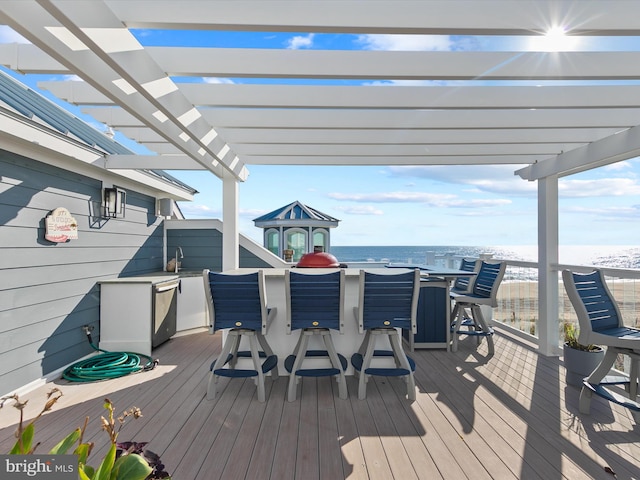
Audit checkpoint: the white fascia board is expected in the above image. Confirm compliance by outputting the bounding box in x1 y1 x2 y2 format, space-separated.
106 154 206 170
516 125 640 180
116 169 194 201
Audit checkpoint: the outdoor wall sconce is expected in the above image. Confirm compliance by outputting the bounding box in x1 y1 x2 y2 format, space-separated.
103 186 126 218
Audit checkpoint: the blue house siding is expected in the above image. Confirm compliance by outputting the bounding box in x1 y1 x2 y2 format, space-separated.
167 228 272 272
0 150 164 394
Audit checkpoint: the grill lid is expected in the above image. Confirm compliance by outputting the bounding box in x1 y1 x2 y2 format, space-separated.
296 248 340 268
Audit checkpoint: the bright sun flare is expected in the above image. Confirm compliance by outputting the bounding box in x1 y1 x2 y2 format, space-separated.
529 26 581 52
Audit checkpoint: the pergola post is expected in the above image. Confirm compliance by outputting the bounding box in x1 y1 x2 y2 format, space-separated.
538 175 560 356
222 171 239 271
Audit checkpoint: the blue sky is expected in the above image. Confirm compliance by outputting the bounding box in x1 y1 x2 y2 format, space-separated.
2 25 640 247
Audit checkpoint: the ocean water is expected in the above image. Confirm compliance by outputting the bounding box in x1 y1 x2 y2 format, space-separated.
330 245 640 269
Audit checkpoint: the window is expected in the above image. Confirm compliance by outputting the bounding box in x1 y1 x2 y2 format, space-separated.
286 229 307 262
313 230 328 252
266 229 279 256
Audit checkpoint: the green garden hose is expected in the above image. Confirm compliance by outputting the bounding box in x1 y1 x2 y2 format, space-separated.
62 328 157 382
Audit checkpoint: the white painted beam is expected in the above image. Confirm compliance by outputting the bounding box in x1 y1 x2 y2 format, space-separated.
147 48 640 81
51 81 640 109
516 125 640 180
198 108 640 129
233 142 581 157
243 155 542 166
107 1 640 36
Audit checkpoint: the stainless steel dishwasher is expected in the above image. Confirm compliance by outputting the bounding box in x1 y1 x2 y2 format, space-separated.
152 279 180 348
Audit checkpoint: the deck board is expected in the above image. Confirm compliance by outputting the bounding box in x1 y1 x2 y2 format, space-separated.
1 328 639 479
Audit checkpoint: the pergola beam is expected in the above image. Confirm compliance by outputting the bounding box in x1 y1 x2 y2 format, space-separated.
516 124 640 180
108 0 640 36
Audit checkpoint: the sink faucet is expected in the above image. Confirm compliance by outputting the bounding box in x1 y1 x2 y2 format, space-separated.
176 246 184 273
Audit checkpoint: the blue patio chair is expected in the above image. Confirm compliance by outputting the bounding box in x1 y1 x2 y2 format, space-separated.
450 260 506 355
562 269 640 416
351 269 420 400
284 270 348 402
450 258 478 295
203 269 278 403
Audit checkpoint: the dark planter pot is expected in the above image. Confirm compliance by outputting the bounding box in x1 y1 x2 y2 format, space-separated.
563 342 605 387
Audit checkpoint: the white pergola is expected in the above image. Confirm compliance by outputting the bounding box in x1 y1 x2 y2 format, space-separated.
2 0 640 355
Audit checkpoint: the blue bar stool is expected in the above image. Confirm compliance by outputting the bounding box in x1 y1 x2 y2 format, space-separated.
203 270 278 403
284 269 348 402
351 269 420 401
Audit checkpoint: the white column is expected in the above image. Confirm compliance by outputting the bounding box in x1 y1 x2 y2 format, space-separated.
538 175 560 356
222 171 239 271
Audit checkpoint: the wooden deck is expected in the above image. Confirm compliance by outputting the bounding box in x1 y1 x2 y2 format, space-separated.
2 328 639 479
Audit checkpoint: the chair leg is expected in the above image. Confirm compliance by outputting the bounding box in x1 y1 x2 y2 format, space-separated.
451 304 464 352
471 305 494 355
207 331 239 401
388 329 416 401
322 332 347 400
287 333 311 402
579 348 618 414
247 332 267 403
257 332 279 380
358 332 377 400
627 352 640 399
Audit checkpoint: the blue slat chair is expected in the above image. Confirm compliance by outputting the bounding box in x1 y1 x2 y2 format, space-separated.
351 269 420 400
562 269 640 415
450 260 505 355
450 258 479 295
203 270 278 403
284 270 348 402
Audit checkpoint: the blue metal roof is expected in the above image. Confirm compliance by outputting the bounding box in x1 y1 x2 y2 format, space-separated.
254 200 339 227
0 69 196 194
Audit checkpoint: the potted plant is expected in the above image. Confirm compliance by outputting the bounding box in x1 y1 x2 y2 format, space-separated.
562 322 605 387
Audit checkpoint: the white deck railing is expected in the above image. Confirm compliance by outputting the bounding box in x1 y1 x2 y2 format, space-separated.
428 253 640 347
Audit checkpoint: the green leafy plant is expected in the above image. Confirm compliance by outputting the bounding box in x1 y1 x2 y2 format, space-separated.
1 390 170 480
563 322 601 352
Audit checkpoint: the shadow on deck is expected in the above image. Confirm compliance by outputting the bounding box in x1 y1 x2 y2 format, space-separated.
1 328 639 479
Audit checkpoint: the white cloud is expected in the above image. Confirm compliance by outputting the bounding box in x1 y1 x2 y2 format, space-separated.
287 33 314 50
328 191 511 209
563 204 640 219
603 160 634 172
240 208 267 217
386 165 537 196
334 205 384 215
0 26 29 43
357 34 453 51
559 178 640 197
178 203 219 217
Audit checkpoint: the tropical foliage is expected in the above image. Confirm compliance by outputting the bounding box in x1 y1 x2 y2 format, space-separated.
1 389 170 479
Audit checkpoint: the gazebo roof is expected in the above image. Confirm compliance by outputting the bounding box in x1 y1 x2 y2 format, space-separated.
254 201 339 228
